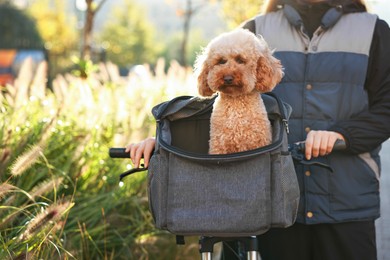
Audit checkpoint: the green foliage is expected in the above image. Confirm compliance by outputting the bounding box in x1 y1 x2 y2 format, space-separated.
71 56 98 79
98 0 161 68
28 0 77 54
0 58 198 259
28 0 78 78
159 29 208 68
221 0 264 28
0 2 44 49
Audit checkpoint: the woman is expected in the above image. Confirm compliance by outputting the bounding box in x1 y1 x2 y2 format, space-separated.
237 0 390 259
127 0 390 259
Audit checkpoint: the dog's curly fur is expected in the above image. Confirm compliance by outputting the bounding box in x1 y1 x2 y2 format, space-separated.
194 29 284 154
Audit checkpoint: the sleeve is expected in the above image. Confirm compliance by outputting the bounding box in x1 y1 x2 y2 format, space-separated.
328 18 390 154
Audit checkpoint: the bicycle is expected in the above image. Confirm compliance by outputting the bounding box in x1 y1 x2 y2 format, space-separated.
109 139 346 260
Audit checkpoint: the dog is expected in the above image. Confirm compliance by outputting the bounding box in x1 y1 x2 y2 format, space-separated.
194 28 283 154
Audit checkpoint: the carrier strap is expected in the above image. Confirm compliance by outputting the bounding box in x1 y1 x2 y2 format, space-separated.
119 166 148 181
289 147 334 172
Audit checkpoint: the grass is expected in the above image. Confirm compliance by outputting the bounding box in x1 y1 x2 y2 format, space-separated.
0 57 199 259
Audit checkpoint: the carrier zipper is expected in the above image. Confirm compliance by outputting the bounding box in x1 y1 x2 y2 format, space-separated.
157 92 290 163
158 120 285 163
282 119 290 134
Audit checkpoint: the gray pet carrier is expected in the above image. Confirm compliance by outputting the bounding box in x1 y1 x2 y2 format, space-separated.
147 93 299 237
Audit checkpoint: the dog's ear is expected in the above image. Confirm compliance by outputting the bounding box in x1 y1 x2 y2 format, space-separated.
255 52 283 92
197 64 215 96
194 51 215 97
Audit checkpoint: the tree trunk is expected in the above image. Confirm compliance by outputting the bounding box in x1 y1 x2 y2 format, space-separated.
81 0 107 60
82 0 94 60
180 0 192 67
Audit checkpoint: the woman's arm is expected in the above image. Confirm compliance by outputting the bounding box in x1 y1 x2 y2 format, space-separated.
328 18 390 154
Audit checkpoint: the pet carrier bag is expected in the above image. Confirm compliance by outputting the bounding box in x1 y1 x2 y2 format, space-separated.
147 93 299 237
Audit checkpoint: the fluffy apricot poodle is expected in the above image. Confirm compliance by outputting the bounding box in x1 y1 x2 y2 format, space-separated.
194 28 284 154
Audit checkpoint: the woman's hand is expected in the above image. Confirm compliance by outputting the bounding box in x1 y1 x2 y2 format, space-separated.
125 137 156 168
304 130 345 160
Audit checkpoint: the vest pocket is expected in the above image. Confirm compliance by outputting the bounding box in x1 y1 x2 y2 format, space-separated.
329 153 380 212
148 152 169 229
270 152 299 227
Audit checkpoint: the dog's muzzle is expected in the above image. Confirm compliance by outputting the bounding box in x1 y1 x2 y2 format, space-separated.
223 75 234 85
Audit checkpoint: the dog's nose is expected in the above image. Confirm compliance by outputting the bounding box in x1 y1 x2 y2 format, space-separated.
223 75 234 85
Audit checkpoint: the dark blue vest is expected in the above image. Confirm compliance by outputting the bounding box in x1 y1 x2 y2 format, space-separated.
255 6 380 224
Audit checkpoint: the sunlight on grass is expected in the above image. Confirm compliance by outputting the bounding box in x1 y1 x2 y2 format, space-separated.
0 57 199 259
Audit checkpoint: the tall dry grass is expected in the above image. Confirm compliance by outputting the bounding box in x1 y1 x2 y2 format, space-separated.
0 57 199 259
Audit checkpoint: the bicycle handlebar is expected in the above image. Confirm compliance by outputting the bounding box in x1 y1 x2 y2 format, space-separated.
108 148 147 181
109 140 346 180
288 139 346 153
288 139 346 172
109 140 346 159
109 148 130 158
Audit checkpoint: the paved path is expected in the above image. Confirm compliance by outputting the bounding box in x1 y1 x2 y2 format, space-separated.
376 139 390 260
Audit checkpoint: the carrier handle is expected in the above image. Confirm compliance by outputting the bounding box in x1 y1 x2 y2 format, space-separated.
288 139 346 172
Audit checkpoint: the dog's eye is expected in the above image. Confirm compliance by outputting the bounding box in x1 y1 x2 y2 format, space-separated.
235 56 246 64
217 58 227 65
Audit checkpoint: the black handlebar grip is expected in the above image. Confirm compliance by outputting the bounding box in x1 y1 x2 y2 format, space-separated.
109 148 130 158
333 139 347 150
289 139 346 153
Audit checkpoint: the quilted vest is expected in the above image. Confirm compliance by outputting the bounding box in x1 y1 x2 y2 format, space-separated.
255 5 380 224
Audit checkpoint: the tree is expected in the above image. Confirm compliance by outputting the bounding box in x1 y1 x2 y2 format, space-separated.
167 0 217 67
220 0 264 29
29 0 76 54
0 2 44 49
159 29 208 68
82 0 107 60
28 0 78 76
98 0 160 68
175 0 203 66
